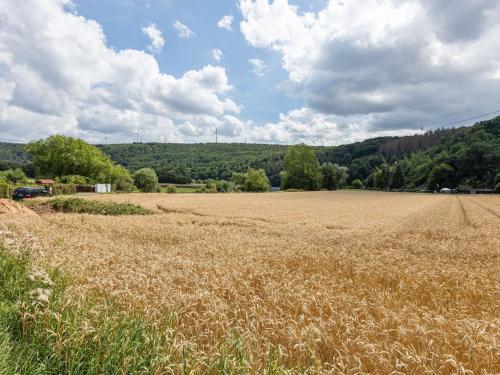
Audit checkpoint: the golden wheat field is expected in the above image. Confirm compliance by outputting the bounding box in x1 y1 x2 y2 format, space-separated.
1 191 499 373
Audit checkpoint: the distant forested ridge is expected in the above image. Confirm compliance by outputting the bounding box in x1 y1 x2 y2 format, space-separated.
1 116 499 189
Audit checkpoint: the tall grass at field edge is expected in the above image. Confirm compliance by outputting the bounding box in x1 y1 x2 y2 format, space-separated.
0 244 290 374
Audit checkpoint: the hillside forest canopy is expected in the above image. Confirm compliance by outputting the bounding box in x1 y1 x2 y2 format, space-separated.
0 116 499 191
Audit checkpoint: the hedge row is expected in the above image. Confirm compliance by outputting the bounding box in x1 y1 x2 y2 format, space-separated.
52 183 77 195
43 197 152 215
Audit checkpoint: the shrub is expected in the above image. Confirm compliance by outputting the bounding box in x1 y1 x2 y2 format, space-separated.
165 185 177 193
351 179 364 189
0 180 14 199
231 169 270 192
203 181 217 193
52 183 77 196
215 180 236 193
108 165 134 192
244 168 270 192
195 187 208 193
133 168 158 193
495 182 500 193
230 173 246 189
43 197 152 215
0 168 26 184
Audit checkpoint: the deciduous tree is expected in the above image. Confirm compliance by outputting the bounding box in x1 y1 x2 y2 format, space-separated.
281 145 322 190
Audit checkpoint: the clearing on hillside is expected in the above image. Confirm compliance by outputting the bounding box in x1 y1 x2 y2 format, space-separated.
1 191 499 373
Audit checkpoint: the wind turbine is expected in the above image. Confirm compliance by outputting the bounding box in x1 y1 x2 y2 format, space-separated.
134 129 142 143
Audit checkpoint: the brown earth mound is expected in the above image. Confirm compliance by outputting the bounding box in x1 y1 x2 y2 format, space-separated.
0 199 37 215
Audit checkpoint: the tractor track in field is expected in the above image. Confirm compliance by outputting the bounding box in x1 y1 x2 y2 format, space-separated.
456 197 475 227
467 197 500 220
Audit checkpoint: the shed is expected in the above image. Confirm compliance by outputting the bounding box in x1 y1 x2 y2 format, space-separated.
95 184 111 193
440 187 452 194
36 179 55 186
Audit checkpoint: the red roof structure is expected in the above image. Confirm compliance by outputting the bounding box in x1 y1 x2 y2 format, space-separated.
36 179 55 185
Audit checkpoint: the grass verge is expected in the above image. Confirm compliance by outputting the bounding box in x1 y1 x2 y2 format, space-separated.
41 197 152 215
0 244 174 374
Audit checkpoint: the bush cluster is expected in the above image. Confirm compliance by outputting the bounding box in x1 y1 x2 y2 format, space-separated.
133 168 158 193
52 183 77 196
351 179 364 189
231 168 270 192
165 185 177 193
43 198 152 215
0 180 13 199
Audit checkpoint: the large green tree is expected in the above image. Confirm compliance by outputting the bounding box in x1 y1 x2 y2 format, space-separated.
320 162 348 190
427 163 455 190
281 145 322 190
26 135 111 180
372 164 392 190
26 135 132 189
390 163 405 189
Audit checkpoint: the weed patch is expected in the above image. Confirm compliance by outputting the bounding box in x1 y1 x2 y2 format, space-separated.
42 197 152 215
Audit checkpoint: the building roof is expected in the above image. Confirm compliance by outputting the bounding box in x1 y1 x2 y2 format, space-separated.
36 179 55 184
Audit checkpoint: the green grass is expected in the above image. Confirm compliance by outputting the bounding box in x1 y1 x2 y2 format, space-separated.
0 245 173 374
0 243 291 374
42 197 152 215
160 186 199 193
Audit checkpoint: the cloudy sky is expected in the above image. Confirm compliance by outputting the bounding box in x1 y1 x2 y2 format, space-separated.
1 0 499 145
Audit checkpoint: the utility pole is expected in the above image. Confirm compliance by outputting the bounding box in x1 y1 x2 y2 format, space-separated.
215 127 218 144
106 134 111 190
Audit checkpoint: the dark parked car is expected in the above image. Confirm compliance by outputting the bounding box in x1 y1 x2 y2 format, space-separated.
12 187 51 200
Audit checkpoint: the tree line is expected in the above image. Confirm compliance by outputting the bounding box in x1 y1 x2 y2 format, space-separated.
0 116 499 192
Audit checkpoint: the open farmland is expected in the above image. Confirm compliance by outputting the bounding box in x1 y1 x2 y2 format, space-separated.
1 191 499 373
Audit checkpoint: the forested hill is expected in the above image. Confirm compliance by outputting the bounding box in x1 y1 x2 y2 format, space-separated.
1 116 499 188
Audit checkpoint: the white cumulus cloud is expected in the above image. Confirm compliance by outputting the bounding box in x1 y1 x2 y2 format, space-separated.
217 15 233 30
211 49 223 62
142 23 164 53
239 0 500 135
0 0 239 143
173 20 195 38
248 58 267 76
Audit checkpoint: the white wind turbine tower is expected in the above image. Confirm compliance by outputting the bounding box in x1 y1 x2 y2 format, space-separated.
134 129 142 143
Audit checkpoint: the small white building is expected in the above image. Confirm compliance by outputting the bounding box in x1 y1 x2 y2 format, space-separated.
440 187 452 194
95 184 111 193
